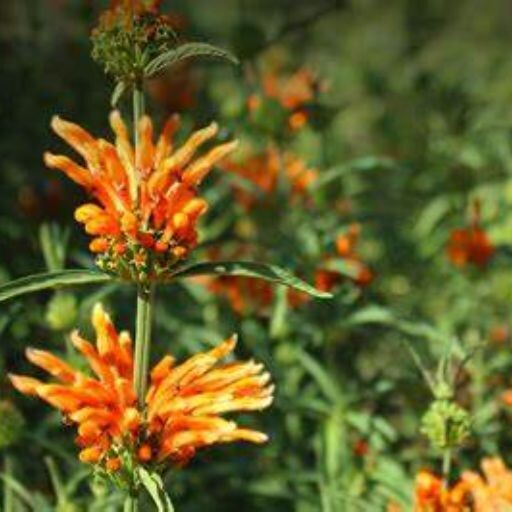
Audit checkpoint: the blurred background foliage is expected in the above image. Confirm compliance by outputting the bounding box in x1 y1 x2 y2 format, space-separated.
2 0 512 510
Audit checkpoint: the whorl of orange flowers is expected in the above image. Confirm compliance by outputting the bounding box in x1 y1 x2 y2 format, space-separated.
461 457 512 510
223 146 317 210
413 470 469 511
44 112 237 281
315 224 374 292
9 304 273 472
446 200 495 269
413 459 512 511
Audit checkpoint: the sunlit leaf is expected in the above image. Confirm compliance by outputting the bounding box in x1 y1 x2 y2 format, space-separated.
169 260 331 298
145 42 239 77
0 270 112 303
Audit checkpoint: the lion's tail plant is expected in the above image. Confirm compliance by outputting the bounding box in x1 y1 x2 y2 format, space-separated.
0 1 332 510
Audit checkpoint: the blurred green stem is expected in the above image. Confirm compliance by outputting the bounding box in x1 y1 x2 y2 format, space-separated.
124 495 137 512
3 454 14 512
442 447 452 488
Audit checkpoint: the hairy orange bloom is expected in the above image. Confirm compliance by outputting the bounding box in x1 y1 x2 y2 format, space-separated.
315 224 374 292
414 470 470 511
10 304 273 470
44 112 237 280
248 69 321 131
223 146 316 210
446 200 494 268
460 458 512 510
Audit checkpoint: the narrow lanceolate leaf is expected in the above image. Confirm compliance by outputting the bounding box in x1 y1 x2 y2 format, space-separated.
111 80 128 107
169 261 332 299
145 42 239 77
139 468 175 512
0 270 112 303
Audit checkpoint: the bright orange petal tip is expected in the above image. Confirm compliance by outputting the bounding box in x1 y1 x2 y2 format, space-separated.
45 112 235 282
11 305 273 470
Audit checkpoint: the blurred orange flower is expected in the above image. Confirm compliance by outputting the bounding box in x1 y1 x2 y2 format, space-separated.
446 200 494 268
248 69 321 131
315 224 374 292
414 470 470 511
44 112 237 280
223 146 316 210
10 304 273 470
460 458 512 510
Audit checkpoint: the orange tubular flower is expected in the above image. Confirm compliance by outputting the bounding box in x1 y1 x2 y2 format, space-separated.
223 146 316 210
413 470 470 511
446 200 495 269
44 112 237 281
460 458 512 510
10 304 273 472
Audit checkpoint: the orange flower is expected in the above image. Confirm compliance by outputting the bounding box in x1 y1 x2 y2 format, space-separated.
249 69 321 131
414 470 470 511
10 304 273 471
44 112 237 280
316 224 374 292
460 457 512 510
223 146 316 210
446 200 494 268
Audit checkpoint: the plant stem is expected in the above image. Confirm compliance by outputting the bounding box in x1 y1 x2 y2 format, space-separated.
3 453 14 512
124 495 138 512
134 283 155 408
442 447 452 489
130 84 145 204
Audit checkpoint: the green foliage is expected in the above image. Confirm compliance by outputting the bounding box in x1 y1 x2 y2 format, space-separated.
4 0 512 510
0 402 24 451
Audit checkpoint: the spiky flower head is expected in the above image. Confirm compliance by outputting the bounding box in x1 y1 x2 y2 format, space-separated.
44 112 237 281
91 0 178 85
10 304 273 490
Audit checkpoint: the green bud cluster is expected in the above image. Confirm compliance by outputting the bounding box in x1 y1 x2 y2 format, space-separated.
91 9 177 84
420 399 471 450
0 401 25 451
96 242 182 283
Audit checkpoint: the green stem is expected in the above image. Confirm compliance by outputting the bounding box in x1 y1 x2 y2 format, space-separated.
3 453 14 512
134 283 155 408
130 84 145 204
442 447 452 488
124 495 138 512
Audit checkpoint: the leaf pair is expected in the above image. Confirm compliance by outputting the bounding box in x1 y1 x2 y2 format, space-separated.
0 260 332 304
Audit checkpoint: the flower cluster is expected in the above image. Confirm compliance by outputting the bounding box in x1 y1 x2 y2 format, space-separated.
446 201 494 269
223 145 317 211
44 112 237 281
413 470 469 511
248 69 322 132
10 304 273 478
413 458 512 511
91 0 179 84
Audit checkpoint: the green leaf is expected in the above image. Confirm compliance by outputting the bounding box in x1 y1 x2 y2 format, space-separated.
138 468 174 512
145 42 239 77
169 261 331 299
111 81 128 107
0 270 112 303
